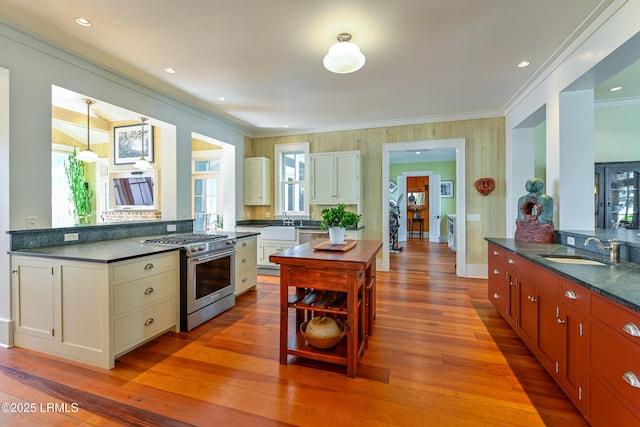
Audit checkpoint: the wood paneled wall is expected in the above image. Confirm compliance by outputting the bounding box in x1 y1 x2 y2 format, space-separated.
247 117 506 266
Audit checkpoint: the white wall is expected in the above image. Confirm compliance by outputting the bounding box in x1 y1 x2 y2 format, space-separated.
505 0 640 234
0 23 250 347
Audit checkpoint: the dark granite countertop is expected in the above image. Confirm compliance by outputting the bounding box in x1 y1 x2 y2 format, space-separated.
235 220 363 230
9 231 259 263
486 238 640 313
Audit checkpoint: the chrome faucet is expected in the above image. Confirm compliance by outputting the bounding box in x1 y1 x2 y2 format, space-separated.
584 237 620 263
282 212 294 226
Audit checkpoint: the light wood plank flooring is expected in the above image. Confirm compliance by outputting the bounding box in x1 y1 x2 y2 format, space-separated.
0 239 589 426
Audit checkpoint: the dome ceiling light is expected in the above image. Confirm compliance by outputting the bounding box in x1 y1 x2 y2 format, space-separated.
76 98 99 163
323 33 366 74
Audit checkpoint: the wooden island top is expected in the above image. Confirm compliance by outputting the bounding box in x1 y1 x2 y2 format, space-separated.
270 239 382 377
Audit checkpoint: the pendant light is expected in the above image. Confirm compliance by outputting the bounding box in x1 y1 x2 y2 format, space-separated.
133 117 152 170
323 33 366 74
76 98 99 163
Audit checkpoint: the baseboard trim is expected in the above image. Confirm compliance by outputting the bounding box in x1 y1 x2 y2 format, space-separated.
0 318 14 348
465 264 488 279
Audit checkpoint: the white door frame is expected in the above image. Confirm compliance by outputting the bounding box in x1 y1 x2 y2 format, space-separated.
382 139 466 276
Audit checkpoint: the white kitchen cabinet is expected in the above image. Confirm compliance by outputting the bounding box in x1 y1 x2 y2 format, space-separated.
11 251 179 369
111 252 180 357
258 237 299 267
12 256 110 368
244 157 272 205
310 151 361 204
235 235 258 295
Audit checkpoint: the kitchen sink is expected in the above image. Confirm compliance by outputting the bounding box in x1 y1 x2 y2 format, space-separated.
541 254 608 266
260 226 297 241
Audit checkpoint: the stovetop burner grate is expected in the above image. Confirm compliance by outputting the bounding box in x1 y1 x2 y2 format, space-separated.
144 233 229 245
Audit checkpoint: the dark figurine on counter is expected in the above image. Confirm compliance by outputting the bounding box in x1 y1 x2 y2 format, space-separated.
515 178 555 243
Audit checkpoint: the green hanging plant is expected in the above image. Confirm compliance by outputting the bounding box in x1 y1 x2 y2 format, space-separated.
64 148 94 224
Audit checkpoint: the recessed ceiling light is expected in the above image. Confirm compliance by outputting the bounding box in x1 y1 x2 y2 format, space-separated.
517 61 530 68
74 17 92 27
283 125 289 128
164 67 176 74
610 86 622 92
415 151 421 155
216 96 226 102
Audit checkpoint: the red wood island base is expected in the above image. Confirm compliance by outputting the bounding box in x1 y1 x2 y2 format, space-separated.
270 239 382 378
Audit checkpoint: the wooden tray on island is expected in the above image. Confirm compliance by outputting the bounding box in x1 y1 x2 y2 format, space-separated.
314 240 357 252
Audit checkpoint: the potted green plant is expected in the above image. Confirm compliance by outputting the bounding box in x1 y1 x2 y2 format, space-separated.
64 148 94 224
320 204 361 244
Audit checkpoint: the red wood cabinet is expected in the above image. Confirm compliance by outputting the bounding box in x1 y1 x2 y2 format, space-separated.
590 294 640 425
487 242 640 425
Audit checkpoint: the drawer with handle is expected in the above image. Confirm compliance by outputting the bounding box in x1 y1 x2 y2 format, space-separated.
112 252 178 284
113 270 177 317
114 298 177 355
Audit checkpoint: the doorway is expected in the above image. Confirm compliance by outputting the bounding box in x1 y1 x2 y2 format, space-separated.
382 139 466 276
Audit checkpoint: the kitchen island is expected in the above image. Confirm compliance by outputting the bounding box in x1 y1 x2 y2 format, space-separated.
270 239 382 378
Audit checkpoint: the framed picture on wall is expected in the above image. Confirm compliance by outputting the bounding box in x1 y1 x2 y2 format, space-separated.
441 180 454 198
114 124 154 165
388 180 397 193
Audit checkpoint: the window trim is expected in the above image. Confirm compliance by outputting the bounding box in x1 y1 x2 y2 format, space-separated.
274 142 309 216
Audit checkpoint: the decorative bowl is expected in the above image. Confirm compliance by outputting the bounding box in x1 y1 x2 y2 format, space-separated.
300 316 347 349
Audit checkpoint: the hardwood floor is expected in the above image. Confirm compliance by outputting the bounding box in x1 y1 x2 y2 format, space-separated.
0 239 589 426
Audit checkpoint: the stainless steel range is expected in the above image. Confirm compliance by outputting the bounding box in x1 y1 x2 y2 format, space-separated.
144 233 236 331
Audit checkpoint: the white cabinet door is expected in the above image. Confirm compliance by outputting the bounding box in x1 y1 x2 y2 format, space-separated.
244 157 271 205
12 257 55 340
310 151 360 204
310 153 336 204
335 152 360 203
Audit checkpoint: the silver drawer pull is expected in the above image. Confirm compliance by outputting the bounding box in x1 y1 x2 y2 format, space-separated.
144 318 155 327
144 263 154 271
622 322 640 337
528 295 538 302
144 287 154 295
242 242 247 247
493 250 499 256
507 258 515 264
493 293 499 299
242 257 247 263
564 289 577 300
242 278 247 283
493 269 499 275
622 372 640 388
557 318 566 325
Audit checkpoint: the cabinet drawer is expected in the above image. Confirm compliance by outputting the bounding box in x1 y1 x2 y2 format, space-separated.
560 279 589 312
236 247 257 272
235 267 257 295
488 260 507 288
112 252 178 284
488 280 508 319
237 237 257 253
488 244 506 264
114 298 177 355
590 374 640 426
591 321 640 409
591 294 640 347
113 270 177 317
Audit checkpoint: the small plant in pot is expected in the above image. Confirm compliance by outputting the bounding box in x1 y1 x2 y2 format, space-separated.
320 204 361 244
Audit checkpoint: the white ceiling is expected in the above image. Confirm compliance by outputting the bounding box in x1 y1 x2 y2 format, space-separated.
1 0 634 138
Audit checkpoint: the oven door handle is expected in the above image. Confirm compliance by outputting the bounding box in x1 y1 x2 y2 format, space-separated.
192 249 235 264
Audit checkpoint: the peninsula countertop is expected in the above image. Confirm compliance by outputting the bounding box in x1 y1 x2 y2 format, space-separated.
9 231 259 263
486 238 640 313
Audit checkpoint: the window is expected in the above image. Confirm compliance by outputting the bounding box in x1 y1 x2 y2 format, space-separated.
192 153 223 231
51 145 75 227
275 143 309 215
